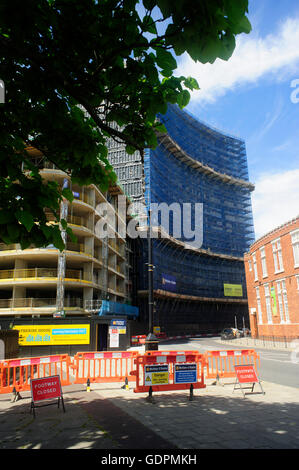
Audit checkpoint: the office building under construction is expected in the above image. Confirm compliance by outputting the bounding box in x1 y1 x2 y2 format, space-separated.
0 147 137 354
108 104 255 334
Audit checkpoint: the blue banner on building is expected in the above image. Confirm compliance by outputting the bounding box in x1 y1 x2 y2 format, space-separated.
161 273 176 292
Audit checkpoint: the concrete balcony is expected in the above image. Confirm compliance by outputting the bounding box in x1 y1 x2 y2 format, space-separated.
0 297 85 316
0 268 93 287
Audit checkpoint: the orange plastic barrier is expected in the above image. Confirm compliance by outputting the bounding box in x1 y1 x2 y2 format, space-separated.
72 351 139 384
0 354 72 394
204 349 260 380
131 350 206 394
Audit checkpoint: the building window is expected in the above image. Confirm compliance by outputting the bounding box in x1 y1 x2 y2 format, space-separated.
255 286 263 324
248 259 252 272
253 252 258 281
296 275 299 291
291 229 299 268
264 284 272 324
260 247 268 278
276 280 290 323
272 238 284 273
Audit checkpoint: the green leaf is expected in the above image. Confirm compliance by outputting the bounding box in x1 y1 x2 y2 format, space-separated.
20 239 31 250
142 16 157 34
41 224 53 239
142 0 156 9
155 48 177 72
62 187 74 202
60 218 67 230
0 210 14 225
52 228 65 252
177 89 190 109
125 144 137 155
237 16 252 34
66 226 77 243
184 76 200 91
7 223 20 240
16 210 34 232
156 0 173 17
155 123 167 133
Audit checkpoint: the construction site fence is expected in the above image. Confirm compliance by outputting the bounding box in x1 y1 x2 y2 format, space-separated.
0 354 72 394
204 349 260 380
0 349 260 395
72 351 139 384
131 350 206 394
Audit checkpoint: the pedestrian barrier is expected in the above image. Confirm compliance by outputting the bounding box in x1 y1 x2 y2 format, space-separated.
72 351 139 384
0 349 261 397
131 350 206 395
0 354 72 394
204 349 260 380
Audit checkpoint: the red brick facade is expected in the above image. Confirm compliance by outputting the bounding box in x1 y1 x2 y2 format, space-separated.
244 216 299 338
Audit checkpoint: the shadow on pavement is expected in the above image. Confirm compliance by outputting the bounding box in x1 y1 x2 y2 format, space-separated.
0 381 299 450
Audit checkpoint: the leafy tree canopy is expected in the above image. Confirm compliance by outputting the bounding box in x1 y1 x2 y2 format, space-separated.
0 0 251 249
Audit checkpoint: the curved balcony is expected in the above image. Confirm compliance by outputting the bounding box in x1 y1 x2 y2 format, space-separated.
0 242 93 261
71 192 94 212
65 242 93 258
45 212 93 234
0 297 84 316
108 239 126 258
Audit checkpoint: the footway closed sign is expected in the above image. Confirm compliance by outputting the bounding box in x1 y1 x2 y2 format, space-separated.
31 375 62 403
234 365 258 383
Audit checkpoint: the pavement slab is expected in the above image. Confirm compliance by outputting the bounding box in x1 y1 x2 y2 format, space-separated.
0 377 298 452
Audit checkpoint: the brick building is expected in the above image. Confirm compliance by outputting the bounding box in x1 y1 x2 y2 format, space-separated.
244 215 299 339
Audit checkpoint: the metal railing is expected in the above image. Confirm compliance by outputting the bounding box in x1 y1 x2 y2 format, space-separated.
0 268 91 282
0 297 84 309
0 241 92 257
66 242 92 256
72 192 93 206
109 240 125 256
0 243 19 251
222 334 299 350
45 211 91 230
85 299 102 311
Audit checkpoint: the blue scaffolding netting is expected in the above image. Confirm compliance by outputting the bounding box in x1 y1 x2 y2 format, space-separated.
107 103 255 330
139 104 255 301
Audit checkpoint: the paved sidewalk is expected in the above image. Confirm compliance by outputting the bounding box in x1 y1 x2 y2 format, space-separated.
0 377 298 450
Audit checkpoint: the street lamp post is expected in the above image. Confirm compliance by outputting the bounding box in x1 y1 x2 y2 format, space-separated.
145 209 158 351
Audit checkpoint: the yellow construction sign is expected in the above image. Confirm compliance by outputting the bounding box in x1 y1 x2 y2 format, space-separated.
144 365 169 386
13 324 90 346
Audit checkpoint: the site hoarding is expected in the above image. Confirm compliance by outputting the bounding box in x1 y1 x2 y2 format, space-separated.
13 324 90 346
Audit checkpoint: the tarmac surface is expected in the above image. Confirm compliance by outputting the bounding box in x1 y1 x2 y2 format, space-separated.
1 339 299 454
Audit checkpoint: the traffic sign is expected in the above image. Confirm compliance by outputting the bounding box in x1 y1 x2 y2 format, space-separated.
30 375 65 417
233 365 265 398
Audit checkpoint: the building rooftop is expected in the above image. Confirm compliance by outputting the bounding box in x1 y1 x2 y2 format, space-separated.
247 214 299 253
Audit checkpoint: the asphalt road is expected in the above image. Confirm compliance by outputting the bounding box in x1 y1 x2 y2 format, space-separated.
157 336 299 389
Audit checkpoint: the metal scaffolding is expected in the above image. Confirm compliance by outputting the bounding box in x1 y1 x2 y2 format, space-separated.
107 104 255 329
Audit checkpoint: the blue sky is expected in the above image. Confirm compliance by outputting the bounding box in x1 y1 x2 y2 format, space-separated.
175 0 299 240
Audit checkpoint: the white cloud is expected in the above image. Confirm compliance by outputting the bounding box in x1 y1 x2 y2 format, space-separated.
176 16 299 103
252 169 299 239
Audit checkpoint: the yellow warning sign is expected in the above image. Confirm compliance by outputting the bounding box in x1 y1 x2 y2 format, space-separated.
144 365 169 386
